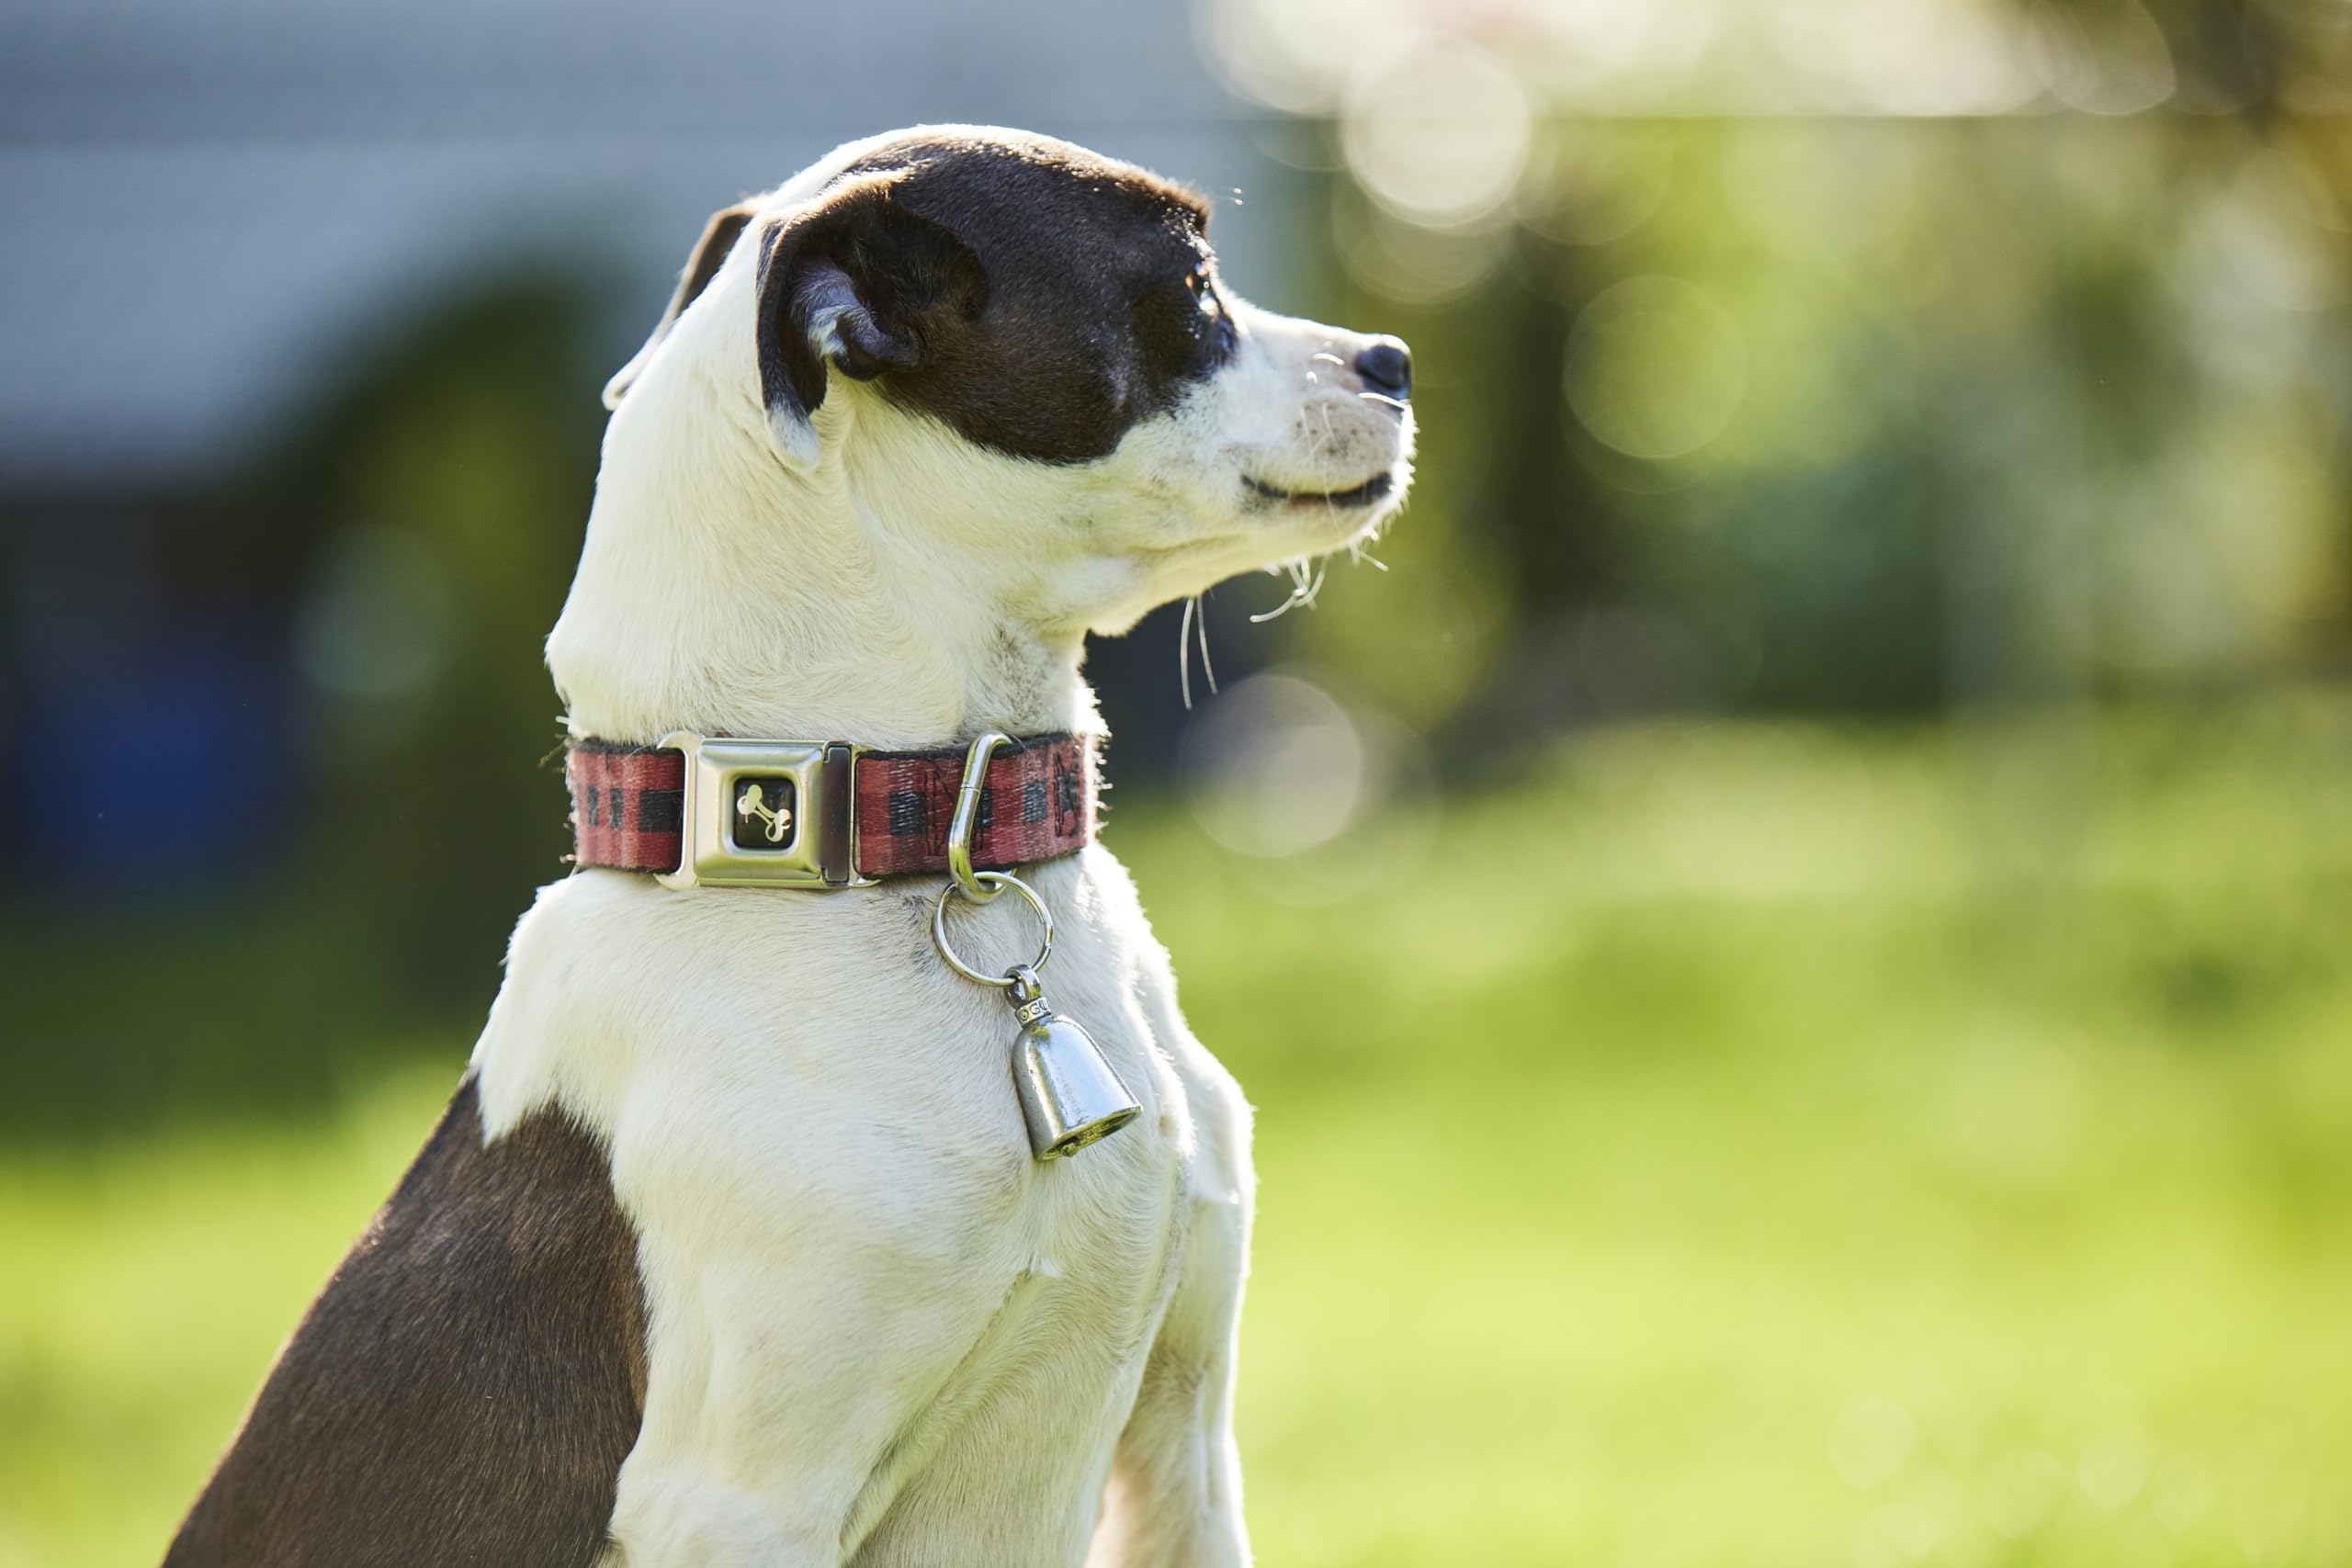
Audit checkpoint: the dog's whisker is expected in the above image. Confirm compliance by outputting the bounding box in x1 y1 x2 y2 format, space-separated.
1358 390 1409 412
1249 561 1306 623
1311 352 1346 368
1178 594 1197 711
1315 405 1342 514
1250 553 1334 623
1249 592 1303 625
1194 592 1218 697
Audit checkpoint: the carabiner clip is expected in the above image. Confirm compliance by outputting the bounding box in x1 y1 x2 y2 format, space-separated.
946 730 1012 901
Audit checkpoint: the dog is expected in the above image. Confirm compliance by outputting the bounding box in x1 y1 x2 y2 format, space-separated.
165 125 1413 1568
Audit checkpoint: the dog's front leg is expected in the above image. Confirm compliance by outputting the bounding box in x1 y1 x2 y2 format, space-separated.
591 1122 1034 1568
1087 1180 1253 1568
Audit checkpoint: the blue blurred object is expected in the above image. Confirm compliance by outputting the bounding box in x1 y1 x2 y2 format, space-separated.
9 623 294 894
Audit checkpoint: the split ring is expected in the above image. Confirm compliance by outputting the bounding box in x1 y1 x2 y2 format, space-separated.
932 869 1053 987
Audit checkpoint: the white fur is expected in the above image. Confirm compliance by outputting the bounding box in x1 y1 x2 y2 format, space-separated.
475 128 1411 1567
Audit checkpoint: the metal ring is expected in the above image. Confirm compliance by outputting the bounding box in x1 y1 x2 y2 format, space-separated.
931 870 1053 987
947 731 1012 902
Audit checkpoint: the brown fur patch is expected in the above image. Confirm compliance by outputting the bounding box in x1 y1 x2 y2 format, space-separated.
164 1079 647 1568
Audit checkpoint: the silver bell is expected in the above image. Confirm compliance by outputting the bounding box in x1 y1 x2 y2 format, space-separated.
1007 966 1140 1159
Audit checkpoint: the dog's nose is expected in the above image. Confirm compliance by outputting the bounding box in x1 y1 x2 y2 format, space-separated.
1353 337 1413 401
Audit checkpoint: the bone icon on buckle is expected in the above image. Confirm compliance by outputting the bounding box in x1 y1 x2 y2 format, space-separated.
734 781 795 843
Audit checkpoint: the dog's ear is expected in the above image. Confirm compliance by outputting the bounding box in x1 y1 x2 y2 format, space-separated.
754 175 988 468
602 201 757 412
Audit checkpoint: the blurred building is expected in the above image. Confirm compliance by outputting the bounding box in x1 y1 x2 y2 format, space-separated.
0 0 1306 898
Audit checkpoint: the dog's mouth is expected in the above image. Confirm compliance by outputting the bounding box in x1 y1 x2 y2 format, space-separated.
1244 470 1396 510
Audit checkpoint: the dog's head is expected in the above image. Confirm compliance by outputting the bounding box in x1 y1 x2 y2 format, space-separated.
603 127 1413 634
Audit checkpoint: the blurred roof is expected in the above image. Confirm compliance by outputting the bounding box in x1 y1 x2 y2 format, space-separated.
0 0 1272 491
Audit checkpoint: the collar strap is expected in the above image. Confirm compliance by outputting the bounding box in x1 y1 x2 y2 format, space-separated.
568 731 1099 890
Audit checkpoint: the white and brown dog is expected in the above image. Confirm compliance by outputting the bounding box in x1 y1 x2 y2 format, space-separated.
167 125 1413 1568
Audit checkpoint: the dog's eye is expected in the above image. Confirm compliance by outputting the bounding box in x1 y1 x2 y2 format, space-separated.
1192 276 1237 363
1134 269 1235 378
1186 270 1230 327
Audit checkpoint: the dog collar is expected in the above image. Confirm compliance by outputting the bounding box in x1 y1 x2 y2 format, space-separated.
567 730 1099 890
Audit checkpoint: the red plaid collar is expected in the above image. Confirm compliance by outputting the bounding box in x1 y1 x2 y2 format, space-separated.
567 732 1099 887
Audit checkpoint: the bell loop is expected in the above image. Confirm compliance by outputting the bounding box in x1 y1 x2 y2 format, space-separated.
930 869 1053 987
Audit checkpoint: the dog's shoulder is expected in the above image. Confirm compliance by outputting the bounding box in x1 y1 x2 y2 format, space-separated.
164 1077 645 1568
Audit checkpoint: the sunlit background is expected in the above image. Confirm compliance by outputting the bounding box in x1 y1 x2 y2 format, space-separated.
6 1 2350 1563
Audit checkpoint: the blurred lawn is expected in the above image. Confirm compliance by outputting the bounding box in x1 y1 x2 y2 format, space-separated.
5 701 2349 1568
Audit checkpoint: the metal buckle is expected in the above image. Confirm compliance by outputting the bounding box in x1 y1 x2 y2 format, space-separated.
653 731 868 890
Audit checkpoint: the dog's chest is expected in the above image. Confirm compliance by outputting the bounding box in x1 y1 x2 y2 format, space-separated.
478 861 1210 1557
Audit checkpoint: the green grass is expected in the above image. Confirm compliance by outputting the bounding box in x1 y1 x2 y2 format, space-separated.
6 701 2350 1566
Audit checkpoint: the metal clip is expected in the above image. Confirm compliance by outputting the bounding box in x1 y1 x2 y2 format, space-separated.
946 730 1012 902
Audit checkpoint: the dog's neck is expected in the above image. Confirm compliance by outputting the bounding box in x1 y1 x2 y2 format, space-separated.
548 346 1108 751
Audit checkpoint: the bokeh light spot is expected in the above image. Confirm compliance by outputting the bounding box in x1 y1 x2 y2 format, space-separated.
1983 1448 2070 1538
1565 276 1747 461
2034 0 2176 114
1340 39 1532 231
1853 1499 1940 1568
1334 185 1510 305
1182 672 1367 860
2077 1427 2159 1510
1180 671 1438 905
1828 1397 1918 1490
1520 127 1674 248
2153 1454 2215 1533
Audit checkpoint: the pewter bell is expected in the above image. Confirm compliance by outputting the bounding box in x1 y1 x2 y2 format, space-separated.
1005 965 1140 1159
